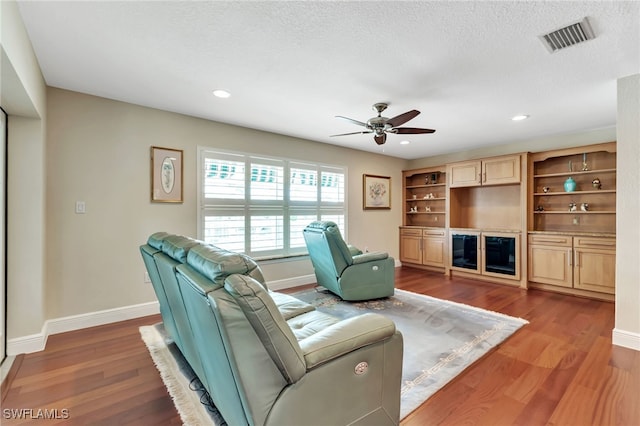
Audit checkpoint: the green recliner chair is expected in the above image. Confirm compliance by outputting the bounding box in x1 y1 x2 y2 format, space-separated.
303 221 395 301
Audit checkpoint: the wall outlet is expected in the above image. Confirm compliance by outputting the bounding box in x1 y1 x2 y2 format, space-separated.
573 217 580 225
144 272 151 283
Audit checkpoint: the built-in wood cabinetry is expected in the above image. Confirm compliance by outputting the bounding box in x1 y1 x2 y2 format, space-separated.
403 166 447 227
529 142 616 234
448 154 521 188
573 236 616 294
527 142 616 300
400 227 447 270
528 234 615 300
447 153 527 287
400 143 615 300
527 234 573 288
450 230 521 282
400 166 448 272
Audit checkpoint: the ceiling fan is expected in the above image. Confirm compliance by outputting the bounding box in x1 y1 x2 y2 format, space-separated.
330 102 436 145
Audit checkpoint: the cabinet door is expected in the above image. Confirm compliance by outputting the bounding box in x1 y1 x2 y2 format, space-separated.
573 238 616 294
423 234 445 268
449 161 482 188
450 231 481 273
400 234 422 264
528 244 573 288
482 155 521 185
482 233 520 280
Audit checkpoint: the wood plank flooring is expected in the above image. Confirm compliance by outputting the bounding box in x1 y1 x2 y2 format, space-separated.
2 267 638 425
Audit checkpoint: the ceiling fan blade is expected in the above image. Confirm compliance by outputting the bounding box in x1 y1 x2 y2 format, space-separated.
386 110 420 127
374 133 387 145
330 130 373 137
390 127 436 134
335 115 368 127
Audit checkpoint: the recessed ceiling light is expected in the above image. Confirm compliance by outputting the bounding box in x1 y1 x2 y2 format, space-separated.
511 114 529 121
400 140 410 145
213 89 231 98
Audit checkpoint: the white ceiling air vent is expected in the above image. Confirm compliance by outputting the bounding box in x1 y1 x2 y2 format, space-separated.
540 17 595 53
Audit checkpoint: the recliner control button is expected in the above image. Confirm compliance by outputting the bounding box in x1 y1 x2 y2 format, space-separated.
355 361 368 375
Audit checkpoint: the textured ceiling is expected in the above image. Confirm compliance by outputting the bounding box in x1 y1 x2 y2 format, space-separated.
17 1 640 159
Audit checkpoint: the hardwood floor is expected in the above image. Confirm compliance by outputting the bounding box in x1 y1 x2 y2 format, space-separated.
2 267 638 425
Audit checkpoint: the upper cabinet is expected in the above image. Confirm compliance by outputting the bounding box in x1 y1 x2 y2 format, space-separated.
448 155 521 188
447 154 526 232
529 142 616 235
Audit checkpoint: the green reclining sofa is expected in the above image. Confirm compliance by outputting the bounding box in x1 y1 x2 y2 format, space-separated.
140 232 403 426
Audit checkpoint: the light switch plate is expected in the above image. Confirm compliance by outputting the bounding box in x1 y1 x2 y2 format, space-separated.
75 201 86 214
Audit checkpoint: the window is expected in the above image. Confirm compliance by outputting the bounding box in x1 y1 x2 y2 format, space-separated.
198 148 346 259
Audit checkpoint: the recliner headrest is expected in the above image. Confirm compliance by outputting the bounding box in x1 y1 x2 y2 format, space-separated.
304 221 337 232
147 232 170 250
304 221 353 265
161 235 199 263
187 244 264 287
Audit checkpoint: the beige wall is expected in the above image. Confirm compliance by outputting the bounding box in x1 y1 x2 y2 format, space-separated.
45 88 407 320
615 74 640 346
1 0 48 339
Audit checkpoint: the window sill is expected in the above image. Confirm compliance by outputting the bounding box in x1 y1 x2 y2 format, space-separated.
256 254 309 264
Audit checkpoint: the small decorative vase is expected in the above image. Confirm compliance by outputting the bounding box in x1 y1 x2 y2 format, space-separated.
564 177 577 192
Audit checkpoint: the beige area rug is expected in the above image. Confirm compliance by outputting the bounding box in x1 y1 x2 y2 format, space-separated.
139 325 225 426
140 288 528 424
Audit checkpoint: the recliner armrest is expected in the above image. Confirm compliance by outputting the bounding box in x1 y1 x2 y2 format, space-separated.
299 313 396 369
352 251 389 264
347 244 363 256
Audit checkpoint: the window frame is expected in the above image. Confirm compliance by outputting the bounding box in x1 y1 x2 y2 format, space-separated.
197 146 347 260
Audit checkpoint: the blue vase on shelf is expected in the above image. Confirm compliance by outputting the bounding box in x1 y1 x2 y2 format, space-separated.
564 177 577 192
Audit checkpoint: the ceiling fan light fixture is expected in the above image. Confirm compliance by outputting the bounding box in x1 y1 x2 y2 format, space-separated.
511 114 529 121
212 89 231 98
333 103 435 146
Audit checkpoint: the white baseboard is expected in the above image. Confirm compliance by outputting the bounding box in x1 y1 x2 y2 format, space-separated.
612 328 640 351
267 274 316 291
7 301 160 355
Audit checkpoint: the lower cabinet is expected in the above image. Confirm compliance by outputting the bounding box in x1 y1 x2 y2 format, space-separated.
400 227 446 269
528 234 615 295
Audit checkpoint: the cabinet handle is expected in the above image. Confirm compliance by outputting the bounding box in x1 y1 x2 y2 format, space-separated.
534 238 567 244
577 240 615 248
574 250 580 267
482 172 487 183
568 249 572 266
478 173 482 183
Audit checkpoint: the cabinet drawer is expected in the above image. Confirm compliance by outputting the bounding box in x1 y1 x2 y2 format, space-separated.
423 229 445 237
574 237 615 249
400 228 423 237
528 234 572 247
